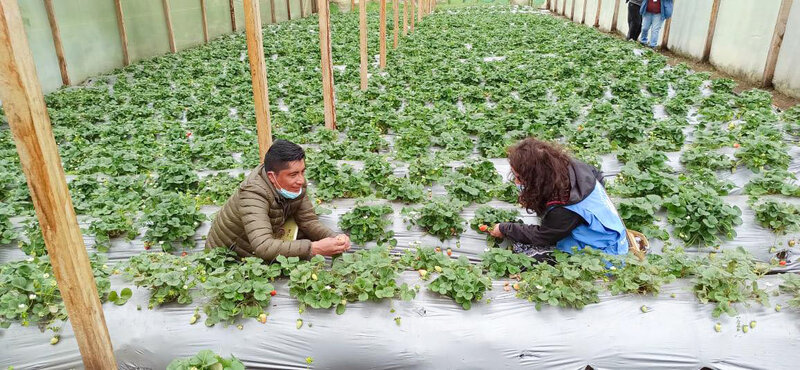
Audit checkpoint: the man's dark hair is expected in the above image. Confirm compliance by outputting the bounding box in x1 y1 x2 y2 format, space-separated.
264 140 305 173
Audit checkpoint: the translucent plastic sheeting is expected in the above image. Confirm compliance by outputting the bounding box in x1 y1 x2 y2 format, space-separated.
2 269 799 369
582 0 598 26
596 0 615 32
708 0 781 83
665 0 714 60
774 0 800 100
17 0 63 93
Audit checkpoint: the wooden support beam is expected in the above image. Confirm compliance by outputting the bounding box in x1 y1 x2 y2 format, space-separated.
393 0 399 48
403 0 408 36
570 0 576 20
359 0 368 90
594 0 601 27
351 0 355 12
0 1 116 368
660 17 671 50
243 0 274 158
411 0 415 31
610 0 620 32
270 0 277 23
229 0 237 31
200 0 209 42
581 0 587 24
43 0 70 85
311 0 317 14
299 0 305 17
380 0 387 68
762 0 794 87
317 0 336 129
286 0 291 20
416 0 421 22
702 0 720 62
546 0 550 10
561 0 566 16
162 0 176 52
113 0 129 65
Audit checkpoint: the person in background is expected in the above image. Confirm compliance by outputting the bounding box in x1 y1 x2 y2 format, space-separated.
487 138 629 262
639 0 674 48
626 0 643 41
206 140 350 261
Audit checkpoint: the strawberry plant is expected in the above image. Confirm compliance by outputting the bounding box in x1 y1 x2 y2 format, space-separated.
407 153 450 186
88 211 137 252
402 197 467 240
480 248 534 279
680 147 734 171
376 176 425 203
491 181 519 204
151 160 199 192
139 191 206 252
652 245 700 278
121 252 200 309
0 254 111 332
734 135 791 172
616 195 668 240
691 247 770 318
444 173 494 204
167 350 245 370
196 173 245 206
751 200 800 234
203 257 281 326
338 203 396 246
18 220 46 257
779 273 800 308
517 248 608 310
744 169 800 197
608 163 679 198
469 206 522 247
663 183 742 247
456 159 501 185
428 257 491 310
608 255 674 296
0 204 19 245
397 246 453 272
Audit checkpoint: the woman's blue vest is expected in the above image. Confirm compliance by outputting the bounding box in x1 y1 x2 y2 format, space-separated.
554 181 629 255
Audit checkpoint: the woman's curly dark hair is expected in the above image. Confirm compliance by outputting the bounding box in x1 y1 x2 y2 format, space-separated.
508 138 572 215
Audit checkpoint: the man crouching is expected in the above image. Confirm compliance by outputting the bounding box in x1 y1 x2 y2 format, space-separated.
206 139 350 260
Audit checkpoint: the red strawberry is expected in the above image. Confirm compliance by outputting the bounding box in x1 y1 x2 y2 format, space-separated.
181 252 188 257
270 290 277 296
733 143 740 148
478 224 488 232
186 131 193 138
779 260 787 266
446 248 452 257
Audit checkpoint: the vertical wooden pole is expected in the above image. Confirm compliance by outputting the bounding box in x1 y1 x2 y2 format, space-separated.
286 0 292 20
299 0 305 17
270 0 277 23
359 0 368 90
351 0 355 12
243 0 274 159
546 0 550 10
553 0 558 14
581 0 587 24
403 0 408 35
610 0 620 32
0 1 116 368
570 0 576 20
702 0 721 62
561 0 566 16
416 0 420 22
200 0 209 42
411 0 415 31
162 0 176 52
317 0 336 129
762 0 794 87
660 18 671 50
594 0 601 27
229 0 237 31
113 0 129 65
393 0 399 48
43 0 70 85
311 0 317 14
380 0 387 68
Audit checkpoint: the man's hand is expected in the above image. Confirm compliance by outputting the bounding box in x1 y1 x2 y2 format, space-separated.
489 224 504 239
310 235 350 256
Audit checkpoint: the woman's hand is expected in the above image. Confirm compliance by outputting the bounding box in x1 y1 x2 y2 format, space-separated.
489 224 504 238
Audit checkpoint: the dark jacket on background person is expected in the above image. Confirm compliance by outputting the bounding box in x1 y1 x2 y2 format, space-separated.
499 160 604 248
640 0 673 20
205 164 337 261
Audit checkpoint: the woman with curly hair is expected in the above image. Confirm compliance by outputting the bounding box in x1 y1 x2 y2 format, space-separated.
488 138 629 262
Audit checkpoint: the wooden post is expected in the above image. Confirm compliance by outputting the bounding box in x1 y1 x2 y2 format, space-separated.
286 0 291 20
403 0 408 35
311 0 317 13
317 0 336 129
113 0 129 65
243 0 274 159
351 0 355 12
416 0 421 22
561 0 566 16
299 0 305 17
702 0 720 62
411 0 415 31
380 0 387 68
570 0 576 20
546 0 550 10
0 1 116 368
610 0 620 32
660 17 671 50
162 0 176 52
359 0 368 90
270 0 277 23
393 0 399 48
43 0 70 85
229 0 237 31
200 0 209 42
594 0 601 27
762 0 794 87
581 0 587 24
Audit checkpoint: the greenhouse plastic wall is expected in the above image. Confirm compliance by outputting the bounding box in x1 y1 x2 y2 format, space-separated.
19 0 312 94
550 0 800 100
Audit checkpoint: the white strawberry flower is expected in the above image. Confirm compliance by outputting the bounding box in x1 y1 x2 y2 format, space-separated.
29 294 37 300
